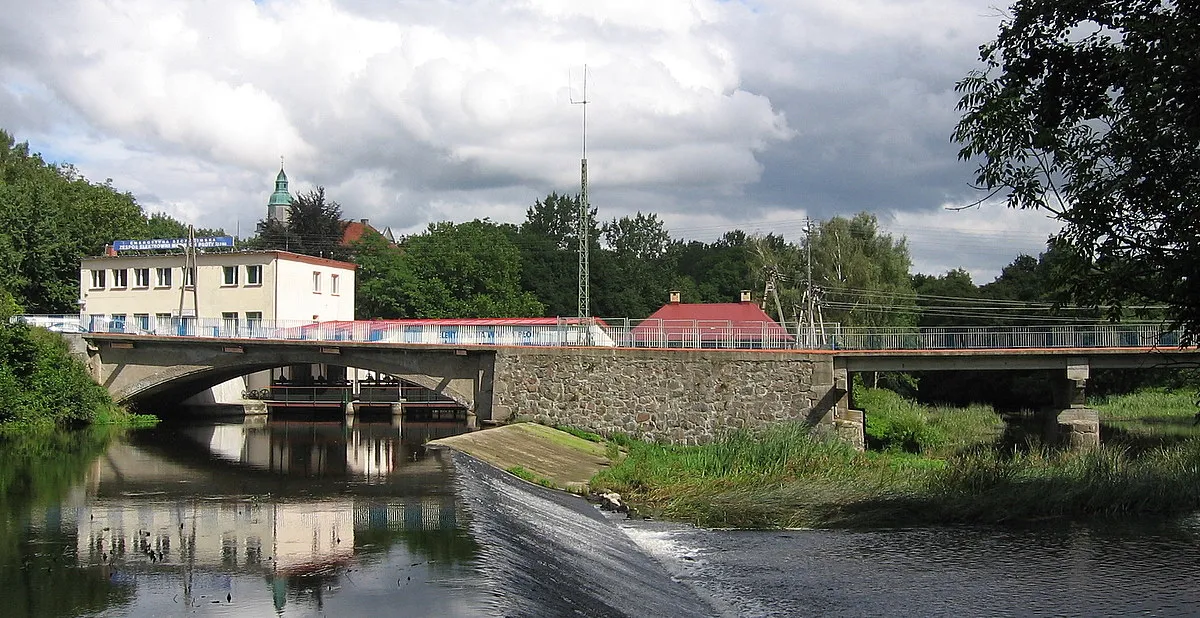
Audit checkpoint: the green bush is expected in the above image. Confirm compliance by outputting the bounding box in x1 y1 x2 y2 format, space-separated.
0 321 119 427
858 387 944 453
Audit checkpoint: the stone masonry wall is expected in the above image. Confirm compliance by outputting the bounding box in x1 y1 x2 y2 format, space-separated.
490 347 840 445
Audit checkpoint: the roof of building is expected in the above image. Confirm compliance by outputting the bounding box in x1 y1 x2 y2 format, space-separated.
341 220 396 246
268 167 291 207
312 317 606 328
629 301 790 341
82 249 356 270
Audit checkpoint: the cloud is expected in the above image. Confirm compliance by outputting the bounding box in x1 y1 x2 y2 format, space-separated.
0 0 1037 282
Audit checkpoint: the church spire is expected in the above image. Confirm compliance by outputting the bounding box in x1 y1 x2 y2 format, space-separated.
267 159 291 221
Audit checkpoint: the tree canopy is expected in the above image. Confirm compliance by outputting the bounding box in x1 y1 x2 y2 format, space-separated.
953 0 1200 341
250 187 348 260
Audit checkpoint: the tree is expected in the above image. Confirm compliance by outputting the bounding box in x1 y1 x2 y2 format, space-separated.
953 1 1200 341
514 193 595 316
398 220 544 318
250 187 347 260
142 212 225 240
0 130 146 312
351 231 416 319
810 213 915 327
912 269 981 327
593 212 677 318
670 231 755 304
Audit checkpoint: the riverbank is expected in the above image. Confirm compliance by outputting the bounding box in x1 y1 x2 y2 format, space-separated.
590 387 1200 528
437 388 1200 529
0 319 155 431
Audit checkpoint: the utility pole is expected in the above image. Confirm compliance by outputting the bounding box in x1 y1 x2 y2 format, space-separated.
798 218 826 348
571 65 591 320
178 225 199 332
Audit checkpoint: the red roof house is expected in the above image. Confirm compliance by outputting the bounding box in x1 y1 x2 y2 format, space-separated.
342 219 396 246
628 292 792 349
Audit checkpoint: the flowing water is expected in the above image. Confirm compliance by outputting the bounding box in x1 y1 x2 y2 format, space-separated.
5 419 1200 617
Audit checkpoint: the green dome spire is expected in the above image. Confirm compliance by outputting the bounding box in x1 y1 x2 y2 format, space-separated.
267 165 291 221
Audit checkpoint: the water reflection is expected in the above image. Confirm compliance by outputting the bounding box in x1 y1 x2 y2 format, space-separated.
176 421 467 479
10 421 493 617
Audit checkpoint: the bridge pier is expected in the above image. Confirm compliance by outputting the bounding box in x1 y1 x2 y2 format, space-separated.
813 362 865 451
1043 359 1100 449
391 401 404 435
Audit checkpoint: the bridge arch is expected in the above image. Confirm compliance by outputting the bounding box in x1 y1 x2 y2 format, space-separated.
86 336 495 416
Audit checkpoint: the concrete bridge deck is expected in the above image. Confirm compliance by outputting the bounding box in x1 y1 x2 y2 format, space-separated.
78 329 1200 451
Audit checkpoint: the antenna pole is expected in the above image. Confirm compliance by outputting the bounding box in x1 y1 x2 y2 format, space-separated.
571 65 591 320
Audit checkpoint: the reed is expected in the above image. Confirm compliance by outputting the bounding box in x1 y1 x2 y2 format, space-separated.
590 389 1200 529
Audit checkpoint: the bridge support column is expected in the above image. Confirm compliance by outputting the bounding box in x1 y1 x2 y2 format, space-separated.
343 400 356 427
1044 359 1100 449
391 401 404 435
816 361 864 451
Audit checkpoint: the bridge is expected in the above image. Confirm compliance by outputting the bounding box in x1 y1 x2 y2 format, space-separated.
54 315 1200 450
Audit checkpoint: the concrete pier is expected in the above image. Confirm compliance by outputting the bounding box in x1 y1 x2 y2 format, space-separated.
1045 358 1100 449
391 401 404 436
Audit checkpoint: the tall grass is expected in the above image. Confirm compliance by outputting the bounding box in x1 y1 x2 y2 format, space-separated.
590 389 1200 529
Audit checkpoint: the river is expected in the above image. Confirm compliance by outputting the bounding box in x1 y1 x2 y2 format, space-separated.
5 419 1200 617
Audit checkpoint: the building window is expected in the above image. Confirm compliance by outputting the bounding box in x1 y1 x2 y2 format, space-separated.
90 270 106 289
222 266 238 286
156 267 172 287
111 269 128 288
155 313 172 333
109 314 126 333
312 271 321 293
134 313 150 331
184 267 196 287
134 268 150 288
246 265 263 286
246 311 263 327
331 274 340 296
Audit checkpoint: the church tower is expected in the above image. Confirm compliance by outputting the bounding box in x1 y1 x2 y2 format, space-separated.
267 166 292 221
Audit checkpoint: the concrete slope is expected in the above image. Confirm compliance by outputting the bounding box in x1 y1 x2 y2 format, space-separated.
429 423 612 492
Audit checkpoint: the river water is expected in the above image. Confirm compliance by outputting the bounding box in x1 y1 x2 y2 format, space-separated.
6 419 1200 617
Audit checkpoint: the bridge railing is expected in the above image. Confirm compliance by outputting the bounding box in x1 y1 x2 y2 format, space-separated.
28 314 1186 351
823 324 1181 350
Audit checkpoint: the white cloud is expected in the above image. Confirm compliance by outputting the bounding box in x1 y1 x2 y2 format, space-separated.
0 0 1035 279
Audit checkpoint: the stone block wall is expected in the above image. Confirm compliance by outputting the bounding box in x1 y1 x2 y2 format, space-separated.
490 347 841 445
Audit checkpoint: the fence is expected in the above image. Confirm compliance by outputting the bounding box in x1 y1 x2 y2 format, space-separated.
15 314 1185 351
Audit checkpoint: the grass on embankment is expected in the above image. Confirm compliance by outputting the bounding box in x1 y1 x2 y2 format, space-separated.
590 388 1200 529
0 321 158 431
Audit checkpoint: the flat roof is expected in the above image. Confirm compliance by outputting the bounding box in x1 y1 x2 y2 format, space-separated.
82 250 356 270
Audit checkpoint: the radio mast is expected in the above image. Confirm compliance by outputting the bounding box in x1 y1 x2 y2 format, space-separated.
570 65 591 319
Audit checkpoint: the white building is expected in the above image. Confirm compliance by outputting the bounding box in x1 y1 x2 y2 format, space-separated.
79 250 356 329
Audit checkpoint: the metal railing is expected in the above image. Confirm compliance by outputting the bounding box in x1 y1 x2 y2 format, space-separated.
14 314 1187 351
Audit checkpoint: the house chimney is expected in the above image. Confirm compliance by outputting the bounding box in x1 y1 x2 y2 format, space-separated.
360 218 369 225
739 290 752 303
669 290 681 304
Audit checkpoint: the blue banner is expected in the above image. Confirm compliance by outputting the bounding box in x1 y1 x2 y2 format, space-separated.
113 236 234 251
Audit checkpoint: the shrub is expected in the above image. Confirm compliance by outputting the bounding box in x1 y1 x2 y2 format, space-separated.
858 387 944 453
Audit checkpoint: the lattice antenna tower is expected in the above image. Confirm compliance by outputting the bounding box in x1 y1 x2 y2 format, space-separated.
570 65 591 319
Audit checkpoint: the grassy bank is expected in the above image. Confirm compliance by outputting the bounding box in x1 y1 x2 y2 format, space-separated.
0 320 154 430
590 388 1200 529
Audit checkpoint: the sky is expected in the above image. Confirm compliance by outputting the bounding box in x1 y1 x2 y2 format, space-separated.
0 0 1063 283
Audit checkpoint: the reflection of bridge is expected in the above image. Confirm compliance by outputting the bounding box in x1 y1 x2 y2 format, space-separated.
78 319 1200 450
